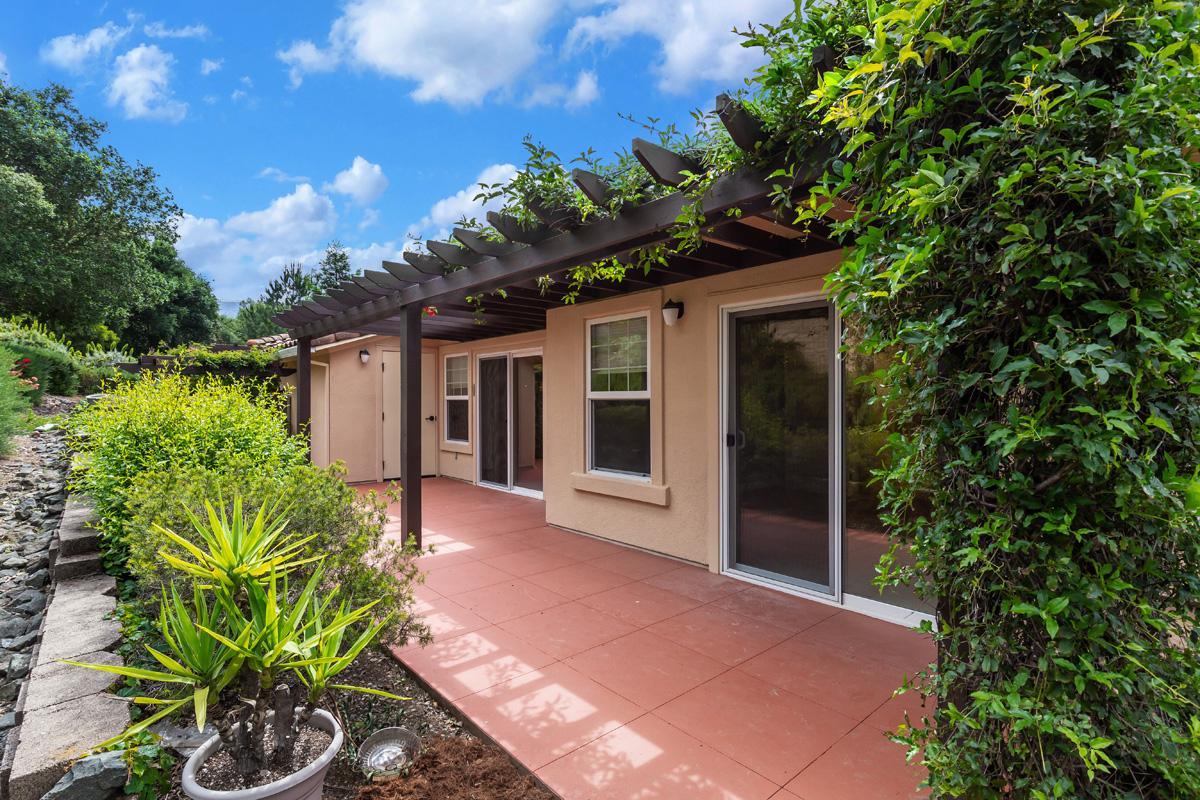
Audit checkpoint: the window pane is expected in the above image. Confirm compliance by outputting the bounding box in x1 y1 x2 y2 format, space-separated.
445 398 469 442
445 355 468 397
590 317 648 394
591 399 650 476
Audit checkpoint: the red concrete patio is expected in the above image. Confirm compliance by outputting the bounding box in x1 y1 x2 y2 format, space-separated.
371 478 934 800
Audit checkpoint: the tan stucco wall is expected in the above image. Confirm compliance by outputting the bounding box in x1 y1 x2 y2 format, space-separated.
280 335 444 484
542 251 844 567
434 330 547 483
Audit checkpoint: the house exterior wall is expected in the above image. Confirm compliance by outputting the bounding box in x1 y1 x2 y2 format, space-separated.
280 335 442 484
538 251 842 567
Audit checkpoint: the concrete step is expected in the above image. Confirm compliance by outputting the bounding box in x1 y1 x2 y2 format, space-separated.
49 552 103 581
56 499 100 558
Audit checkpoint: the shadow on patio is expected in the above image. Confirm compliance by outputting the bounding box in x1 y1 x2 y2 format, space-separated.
365 478 934 800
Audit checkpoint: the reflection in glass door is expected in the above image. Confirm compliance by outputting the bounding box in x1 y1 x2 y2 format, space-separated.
727 304 834 594
478 356 509 487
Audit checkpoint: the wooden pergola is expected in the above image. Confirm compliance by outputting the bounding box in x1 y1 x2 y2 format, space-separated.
273 95 840 544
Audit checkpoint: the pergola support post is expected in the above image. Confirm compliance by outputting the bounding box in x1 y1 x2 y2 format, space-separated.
296 336 312 458
399 304 423 547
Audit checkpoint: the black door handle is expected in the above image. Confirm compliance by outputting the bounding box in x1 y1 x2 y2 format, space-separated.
425 415 437 422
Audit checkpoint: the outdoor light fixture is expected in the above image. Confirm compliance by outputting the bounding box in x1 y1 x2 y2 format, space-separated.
662 299 685 327
359 348 371 365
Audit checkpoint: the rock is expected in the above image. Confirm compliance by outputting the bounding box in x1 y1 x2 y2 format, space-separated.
0 711 15 729
24 568 48 588
39 749 140 800
3 630 38 651
14 593 47 615
0 615 29 638
150 719 218 757
8 653 31 679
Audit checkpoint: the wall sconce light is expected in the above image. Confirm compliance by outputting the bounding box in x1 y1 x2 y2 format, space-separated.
662 299 685 327
359 348 371 365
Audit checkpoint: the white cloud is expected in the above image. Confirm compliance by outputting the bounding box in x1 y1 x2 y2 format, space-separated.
200 57 223 75
566 0 791 92
258 166 310 183
144 22 210 39
526 69 599 109
40 22 130 72
230 89 248 102
177 184 340 301
279 0 559 105
277 40 338 89
107 44 188 122
411 163 517 242
324 156 389 205
359 208 381 230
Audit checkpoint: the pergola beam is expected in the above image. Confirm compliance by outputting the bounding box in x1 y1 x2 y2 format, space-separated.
453 228 522 257
290 154 831 339
403 252 446 275
383 260 438 283
486 211 553 245
427 240 483 266
632 137 700 187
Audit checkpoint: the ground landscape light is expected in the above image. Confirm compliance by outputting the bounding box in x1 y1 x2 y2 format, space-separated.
662 299 685 326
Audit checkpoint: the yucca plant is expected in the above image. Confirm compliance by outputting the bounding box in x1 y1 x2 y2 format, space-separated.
64 584 245 745
70 495 404 781
155 496 319 594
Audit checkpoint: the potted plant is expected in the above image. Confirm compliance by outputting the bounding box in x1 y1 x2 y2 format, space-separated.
68 498 404 800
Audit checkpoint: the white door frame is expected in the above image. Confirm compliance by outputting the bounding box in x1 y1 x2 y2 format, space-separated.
474 347 544 499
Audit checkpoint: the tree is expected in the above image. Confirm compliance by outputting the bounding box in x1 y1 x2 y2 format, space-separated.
121 240 220 354
313 240 352 292
0 80 181 342
741 1 1200 795
262 263 316 307
224 300 285 343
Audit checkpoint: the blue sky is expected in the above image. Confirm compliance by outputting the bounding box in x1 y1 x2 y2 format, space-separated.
3 1 791 310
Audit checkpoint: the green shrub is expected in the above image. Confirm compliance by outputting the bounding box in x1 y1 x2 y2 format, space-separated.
123 461 427 647
66 371 307 573
0 317 82 399
6 342 78 399
0 346 34 456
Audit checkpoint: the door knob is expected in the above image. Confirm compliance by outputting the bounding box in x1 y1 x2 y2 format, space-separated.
425 415 437 422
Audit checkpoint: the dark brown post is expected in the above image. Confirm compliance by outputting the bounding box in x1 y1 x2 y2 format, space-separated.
296 336 312 458
398 304 422 546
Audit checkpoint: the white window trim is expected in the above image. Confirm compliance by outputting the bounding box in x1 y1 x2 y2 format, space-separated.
443 353 470 444
585 311 652 481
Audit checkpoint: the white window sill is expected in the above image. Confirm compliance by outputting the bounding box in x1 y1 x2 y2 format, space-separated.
441 440 471 455
570 472 670 507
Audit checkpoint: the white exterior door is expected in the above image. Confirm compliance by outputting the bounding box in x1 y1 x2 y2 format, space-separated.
381 350 437 480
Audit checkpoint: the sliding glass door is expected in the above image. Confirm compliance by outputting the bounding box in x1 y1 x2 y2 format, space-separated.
727 303 835 595
477 352 544 495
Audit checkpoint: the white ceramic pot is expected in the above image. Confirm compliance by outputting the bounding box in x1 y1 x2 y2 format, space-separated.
181 710 344 800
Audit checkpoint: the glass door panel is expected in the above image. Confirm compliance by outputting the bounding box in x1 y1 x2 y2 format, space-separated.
730 304 833 593
513 356 543 492
478 356 509 487
843 342 933 613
